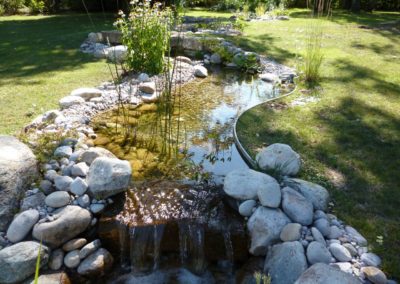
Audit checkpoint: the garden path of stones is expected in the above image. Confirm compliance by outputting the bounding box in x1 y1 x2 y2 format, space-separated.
0 30 395 284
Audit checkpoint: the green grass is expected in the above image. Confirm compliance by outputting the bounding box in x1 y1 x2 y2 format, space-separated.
0 13 115 134
185 7 232 18
233 9 400 279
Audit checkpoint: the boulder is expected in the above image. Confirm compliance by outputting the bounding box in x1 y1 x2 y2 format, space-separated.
0 136 38 231
247 207 290 255
70 88 102 101
0 241 49 284
264 241 308 284
256 143 301 176
238 200 256 217
139 82 156 94
280 223 302 242
281 187 313 225
87 157 131 199
77 248 114 276
283 178 329 211
32 205 91 248
45 191 70 208
224 169 280 203
361 267 387 284
59 96 85 109
194 65 208 78
295 263 361 284
79 147 116 165
6 209 39 243
306 241 332 264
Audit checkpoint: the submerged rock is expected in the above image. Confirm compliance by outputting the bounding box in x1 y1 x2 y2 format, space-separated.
0 136 38 231
256 143 301 176
87 157 132 199
32 205 91 248
0 241 49 284
264 241 308 284
247 206 290 255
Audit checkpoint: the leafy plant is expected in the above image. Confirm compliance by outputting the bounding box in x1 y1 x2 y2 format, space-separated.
115 0 173 75
213 45 234 62
233 52 260 73
255 3 267 17
26 0 45 14
298 23 324 85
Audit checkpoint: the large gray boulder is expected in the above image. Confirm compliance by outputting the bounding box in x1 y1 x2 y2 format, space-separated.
283 178 329 211
281 187 313 225
295 263 361 284
256 143 301 176
224 169 280 203
87 157 132 199
0 241 49 284
264 241 308 284
6 209 39 243
77 248 114 276
32 205 91 248
247 207 290 255
0 136 38 231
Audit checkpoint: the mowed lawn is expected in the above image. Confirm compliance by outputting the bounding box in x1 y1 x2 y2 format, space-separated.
0 13 114 134
233 10 400 279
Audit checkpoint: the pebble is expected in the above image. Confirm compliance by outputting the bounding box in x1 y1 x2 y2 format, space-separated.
79 239 101 259
64 250 81 268
90 203 105 214
62 238 88 252
49 249 64 270
361 252 381 267
54 146 73 158
329 243 352 262
78 194 91 208
45 191 70 208
238 200 256 217
54 175 73 191
71 162 89 177
280 223 302 242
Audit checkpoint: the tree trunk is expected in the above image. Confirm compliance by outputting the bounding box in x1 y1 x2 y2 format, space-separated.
342 0 352 9
351 0 361 12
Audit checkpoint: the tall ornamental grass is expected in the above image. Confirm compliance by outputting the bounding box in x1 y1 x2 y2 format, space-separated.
115 0 173 75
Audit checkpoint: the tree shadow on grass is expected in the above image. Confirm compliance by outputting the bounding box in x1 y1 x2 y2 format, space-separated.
0 13 114 82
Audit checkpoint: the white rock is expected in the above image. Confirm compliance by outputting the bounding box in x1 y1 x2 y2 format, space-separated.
45 191 70 208
70 177 88 196
247 207 290 255
54 146 73 158
70 88 102 101
59 96 85 109
329 243 352 262
6 209 39 243
139 82 156 94
106 45 128 63
256 143 301 176
71 162 90 177
194 65 208 78
224 169 280 203
332 262 353 274
78 194 90 208
54 175 73 191
64 250 80 268
138 73 150 82
238 200 256 217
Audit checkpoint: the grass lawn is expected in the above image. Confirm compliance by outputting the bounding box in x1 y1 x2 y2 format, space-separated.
0 13 115 134
231 9 400 279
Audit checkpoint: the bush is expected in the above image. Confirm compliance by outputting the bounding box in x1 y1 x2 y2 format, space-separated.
0 0 24 14
115 0 173 75
26 0 45 14
255 3 267 16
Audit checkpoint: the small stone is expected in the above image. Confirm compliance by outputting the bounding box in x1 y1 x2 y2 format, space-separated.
90 203 105 214
45 191 70 208
306 241 332 264
77 248 114 276
40 180 54 195
49 249 64 270
54 175 73 191
343 243 358 257
54 146 73 158
79 239 101 259
238 200 256 217
314 218 331 237
280 223 302 242
345 226 368 246
64 250 81 268
361 252 381 267
78 194 90 208
45 170 58 182
70 177 88 196
71 162 89 177
311 227 326 245
361 266 387 284
6 209 39 243
62 238 88 252
328 225 343 239
139 82 156 94
194 65 208 78
329 243 352 262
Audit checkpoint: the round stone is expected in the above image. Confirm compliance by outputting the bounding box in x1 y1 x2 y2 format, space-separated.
306 241 332 265
361 252 381 267
311 227 326 245
62 238 87 252
64 250 81 268
45 191 70 208
238 200 256 217
6 209 39 243
48 249 64 270
361 266 387 284
314 218 331 237
280 223 302 242
329 243 352 262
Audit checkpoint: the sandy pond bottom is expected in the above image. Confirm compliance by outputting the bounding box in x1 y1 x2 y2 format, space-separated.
91 68 294 283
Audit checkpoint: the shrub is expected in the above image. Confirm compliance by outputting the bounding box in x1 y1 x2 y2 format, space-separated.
115 0 173 75
26 0 45 14
255 3 267 16
298 24 324 85
0 0 24 14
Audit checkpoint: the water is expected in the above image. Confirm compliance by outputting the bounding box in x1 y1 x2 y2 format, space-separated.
94 68 294 282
